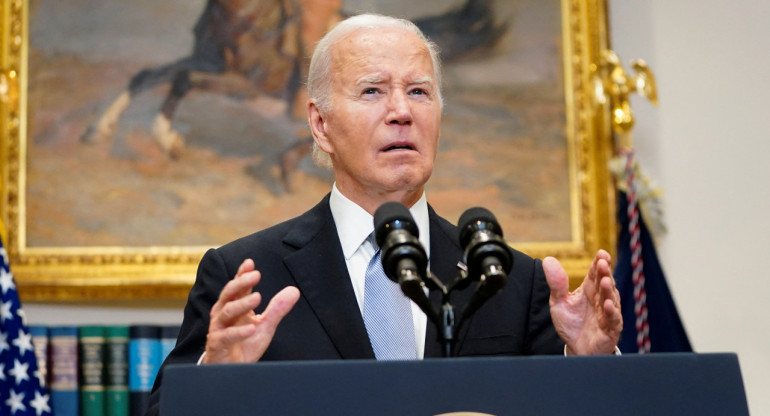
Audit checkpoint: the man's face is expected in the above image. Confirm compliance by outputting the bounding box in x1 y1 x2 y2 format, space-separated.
311 27 441 209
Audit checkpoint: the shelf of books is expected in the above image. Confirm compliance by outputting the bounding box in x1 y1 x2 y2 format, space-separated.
29 324 181 416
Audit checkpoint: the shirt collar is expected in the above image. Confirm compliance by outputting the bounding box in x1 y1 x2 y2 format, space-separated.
330 184 430 260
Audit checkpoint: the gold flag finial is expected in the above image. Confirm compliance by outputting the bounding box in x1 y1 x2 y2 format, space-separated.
593 50 658 146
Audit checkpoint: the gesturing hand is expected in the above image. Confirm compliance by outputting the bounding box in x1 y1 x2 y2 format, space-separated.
203 258 300 364
543 250 622 355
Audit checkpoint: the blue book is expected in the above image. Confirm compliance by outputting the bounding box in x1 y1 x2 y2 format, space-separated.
50 326 80 416
129 325 161 416
160 325 181 363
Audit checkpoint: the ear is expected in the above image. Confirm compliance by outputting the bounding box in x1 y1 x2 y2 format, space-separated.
307 101 334 154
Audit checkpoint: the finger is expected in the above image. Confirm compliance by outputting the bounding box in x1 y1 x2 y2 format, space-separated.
253 286 301 330
209 270 261 321
237 258 255 276
204 323 259 363
598 275 617 307
603 296 623 330
586 250 605 284
542 257 569 300
596 249 611 263
207 322 257 348
583 251 612 299
212 268 263 314
590 249 611 276
599 272 622 328
595 251 614 281
211 291 263 330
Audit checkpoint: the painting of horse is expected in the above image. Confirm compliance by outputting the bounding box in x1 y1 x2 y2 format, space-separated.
26 0 570 248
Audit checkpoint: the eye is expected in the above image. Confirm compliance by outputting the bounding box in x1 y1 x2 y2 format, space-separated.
409 88 428 96
363 87 379 95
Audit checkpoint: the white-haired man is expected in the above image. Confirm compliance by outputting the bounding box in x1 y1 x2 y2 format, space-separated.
145 13 621 415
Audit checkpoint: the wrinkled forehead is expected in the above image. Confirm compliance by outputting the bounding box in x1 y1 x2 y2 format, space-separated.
329 27 434 76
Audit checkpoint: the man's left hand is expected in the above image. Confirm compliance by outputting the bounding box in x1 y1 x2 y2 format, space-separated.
543 250 623 355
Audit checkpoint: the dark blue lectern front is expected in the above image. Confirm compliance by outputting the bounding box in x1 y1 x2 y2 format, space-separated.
160 353 748 415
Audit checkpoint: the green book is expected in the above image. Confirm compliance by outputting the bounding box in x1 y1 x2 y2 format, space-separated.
105 325 130 416
79 325 106 416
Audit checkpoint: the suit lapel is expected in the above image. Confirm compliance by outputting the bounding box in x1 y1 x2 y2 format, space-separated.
278 199 476 359
282 196 375 359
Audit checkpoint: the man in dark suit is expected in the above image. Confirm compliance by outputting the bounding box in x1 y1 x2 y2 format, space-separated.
146 12 622 414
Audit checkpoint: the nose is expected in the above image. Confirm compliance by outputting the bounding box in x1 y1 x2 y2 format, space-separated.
387 90 412 125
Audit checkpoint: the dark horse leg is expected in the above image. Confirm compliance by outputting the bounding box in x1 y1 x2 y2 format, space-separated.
150 70 193 159
81 58 196 148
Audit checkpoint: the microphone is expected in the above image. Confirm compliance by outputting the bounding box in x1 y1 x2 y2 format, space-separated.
373 202 435 320
457 207 513 319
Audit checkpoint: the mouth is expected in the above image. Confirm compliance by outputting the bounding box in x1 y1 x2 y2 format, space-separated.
381 141 417 152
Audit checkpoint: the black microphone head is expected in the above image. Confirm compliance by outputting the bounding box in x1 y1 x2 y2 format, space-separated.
457 207 512 281
457 207 504 249
373 201 419 247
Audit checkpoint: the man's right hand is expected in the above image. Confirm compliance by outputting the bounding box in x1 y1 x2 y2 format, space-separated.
202 258 300 364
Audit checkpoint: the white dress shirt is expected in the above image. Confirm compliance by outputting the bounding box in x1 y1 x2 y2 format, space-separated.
329 184 429 359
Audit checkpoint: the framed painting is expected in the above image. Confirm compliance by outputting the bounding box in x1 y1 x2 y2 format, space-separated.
1 0 616 301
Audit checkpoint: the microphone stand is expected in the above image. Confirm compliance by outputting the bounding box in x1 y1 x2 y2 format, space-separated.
409 269 474 358
425 270 457 358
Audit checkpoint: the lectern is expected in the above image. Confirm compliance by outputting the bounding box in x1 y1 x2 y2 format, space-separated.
160 353 748 415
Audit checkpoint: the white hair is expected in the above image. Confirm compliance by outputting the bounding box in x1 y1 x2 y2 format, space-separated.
307 13 443 168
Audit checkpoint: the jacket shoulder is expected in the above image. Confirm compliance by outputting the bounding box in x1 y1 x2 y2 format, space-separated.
215 193 333 260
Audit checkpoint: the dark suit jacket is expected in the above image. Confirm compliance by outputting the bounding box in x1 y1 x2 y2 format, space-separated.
146 194 563 415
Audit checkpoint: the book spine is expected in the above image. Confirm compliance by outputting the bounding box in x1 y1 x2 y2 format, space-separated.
50 326 80 416
160 324 181 362
79 325 106 416
29 325 50 388
105 325 130 416
129 325 161 416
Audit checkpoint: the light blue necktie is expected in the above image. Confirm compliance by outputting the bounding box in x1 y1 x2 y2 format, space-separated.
362 236 417 360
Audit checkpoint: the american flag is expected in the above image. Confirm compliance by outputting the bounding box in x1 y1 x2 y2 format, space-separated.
612 152 692 354
1 237 53 416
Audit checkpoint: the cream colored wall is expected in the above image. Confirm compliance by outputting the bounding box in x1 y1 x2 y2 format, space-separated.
22 1 770 414
24 302 183 326
610 1 770 414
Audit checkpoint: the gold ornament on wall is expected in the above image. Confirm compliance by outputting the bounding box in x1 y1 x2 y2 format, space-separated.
592 49 658 147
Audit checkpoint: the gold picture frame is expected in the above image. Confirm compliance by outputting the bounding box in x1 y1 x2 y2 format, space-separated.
1 0 615 301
